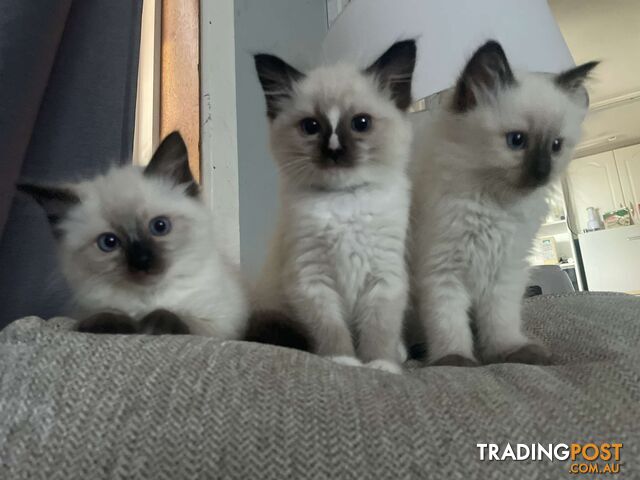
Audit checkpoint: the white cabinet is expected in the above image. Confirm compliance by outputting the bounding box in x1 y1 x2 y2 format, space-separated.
565 151 626 232
566 144 640 292
579 225 640 293
614 143 640 214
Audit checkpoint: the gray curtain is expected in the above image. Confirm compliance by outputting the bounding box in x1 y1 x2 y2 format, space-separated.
0 0 143 328
0 0 72 238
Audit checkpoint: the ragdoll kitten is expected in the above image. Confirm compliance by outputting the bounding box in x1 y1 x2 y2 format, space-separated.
253 40 417 373
19 132 248 338
410 40 597 366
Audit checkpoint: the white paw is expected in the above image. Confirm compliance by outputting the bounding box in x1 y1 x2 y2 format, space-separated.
365 359 403 374
330 355 363 367
397 342 408 363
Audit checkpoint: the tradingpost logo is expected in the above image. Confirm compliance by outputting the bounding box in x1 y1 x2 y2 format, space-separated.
477 442 623 474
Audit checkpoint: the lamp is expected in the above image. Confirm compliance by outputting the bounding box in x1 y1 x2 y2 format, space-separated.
322 0 575 102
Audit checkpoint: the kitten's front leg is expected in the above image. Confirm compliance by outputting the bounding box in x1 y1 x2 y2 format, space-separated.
356 279 407 374
419 273 477 366
476 272 552 365
77 311 138 334
288 281 357 364
139 309 190 335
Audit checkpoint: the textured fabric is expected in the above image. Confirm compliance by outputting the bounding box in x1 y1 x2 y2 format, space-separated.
0 0 143 328
0 292 639 479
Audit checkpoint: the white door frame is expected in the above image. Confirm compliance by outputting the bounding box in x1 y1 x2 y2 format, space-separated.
200 0 241 262
133 0 240 261
132 0 161 167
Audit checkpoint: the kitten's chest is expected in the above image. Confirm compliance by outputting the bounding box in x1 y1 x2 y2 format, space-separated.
287 187 409 272
439 196 527 275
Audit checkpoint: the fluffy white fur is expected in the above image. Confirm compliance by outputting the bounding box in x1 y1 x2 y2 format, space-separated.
254 42 416 372
40 161 248 338
410 46 593 365
19 140 248 339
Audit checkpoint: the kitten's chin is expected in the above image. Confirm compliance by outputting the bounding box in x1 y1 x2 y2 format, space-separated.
476 165 553 201
291 164 386 192
486 175 555 205
310 176 370 192
125 270 165 286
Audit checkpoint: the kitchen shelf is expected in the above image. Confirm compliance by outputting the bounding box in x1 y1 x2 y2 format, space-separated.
539 219 570 236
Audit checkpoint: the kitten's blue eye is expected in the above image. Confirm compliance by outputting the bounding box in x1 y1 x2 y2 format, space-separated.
506 131 527 150
300 117 320 135
97 233 119 252
351 114 371 132
149 216 171 236
552 138 563 153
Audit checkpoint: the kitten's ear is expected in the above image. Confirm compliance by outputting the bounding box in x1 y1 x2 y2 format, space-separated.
254 54 304 120
452 40 515 112
556 61 599 106
365 39 417 111
144 131 198 197
17 183 79 231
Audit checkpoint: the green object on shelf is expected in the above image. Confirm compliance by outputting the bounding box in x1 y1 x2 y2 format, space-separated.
602 208 632 229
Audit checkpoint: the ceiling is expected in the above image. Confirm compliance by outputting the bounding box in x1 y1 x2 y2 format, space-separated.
549 0 640 155
550 0 640 102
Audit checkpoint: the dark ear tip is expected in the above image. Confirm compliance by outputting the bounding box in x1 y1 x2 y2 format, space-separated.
164 130 186 146
253 53 284 70
582 60 600 72
16 183 44 197
253 54 269 72
15 183 40 200
571 60 600 77
166 130 183 139
398 40 417 64
482 39 502 48
14 182 80 211
476 39 506 56
253 53 270 62
159 131 188 156
556 60 600 92
381 39 417 64
393 39 417 53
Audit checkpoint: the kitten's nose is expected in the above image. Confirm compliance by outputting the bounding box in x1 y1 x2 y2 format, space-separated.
528 154 552 182
327 148 344 161
127 240 154 273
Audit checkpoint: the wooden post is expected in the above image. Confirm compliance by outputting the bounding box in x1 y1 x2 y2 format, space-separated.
160 0 200 181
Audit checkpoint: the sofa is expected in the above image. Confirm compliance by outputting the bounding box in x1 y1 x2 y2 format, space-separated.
1 292 638 479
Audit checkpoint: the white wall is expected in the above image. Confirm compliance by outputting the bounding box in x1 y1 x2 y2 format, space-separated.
233 0 328 276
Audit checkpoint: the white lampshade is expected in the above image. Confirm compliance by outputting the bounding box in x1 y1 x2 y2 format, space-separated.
322 0 575 101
